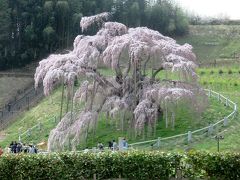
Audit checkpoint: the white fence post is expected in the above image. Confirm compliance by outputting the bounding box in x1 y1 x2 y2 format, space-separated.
223 117 228 126
234 107 237 118
157 137 161 148
188 131 192 143
225 98 229 106
217 93 220 101
27 129 31 137
38 122 42 131
208 89 211 97
18 128 21 142
208 124 213 136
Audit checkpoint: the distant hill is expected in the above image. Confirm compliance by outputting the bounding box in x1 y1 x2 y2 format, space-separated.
177 25 240 65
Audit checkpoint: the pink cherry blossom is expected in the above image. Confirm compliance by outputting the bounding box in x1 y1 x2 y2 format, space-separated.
35 13 207 151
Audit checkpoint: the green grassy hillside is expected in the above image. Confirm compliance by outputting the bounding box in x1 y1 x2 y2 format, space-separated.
190 67 240 152
1 25 240 151
0 88 65 147
0 69 233 150
177 25 240 64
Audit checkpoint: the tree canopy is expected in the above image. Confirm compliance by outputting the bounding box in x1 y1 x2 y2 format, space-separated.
0 0 189 70
34 13 206 151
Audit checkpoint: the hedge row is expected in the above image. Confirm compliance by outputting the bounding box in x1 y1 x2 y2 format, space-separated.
0 151 239 180
186 152 240 179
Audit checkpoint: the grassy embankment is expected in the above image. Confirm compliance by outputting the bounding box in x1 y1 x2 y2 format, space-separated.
1 25 240 151
177 25 240 65
189 67 240 152
0 68 233 150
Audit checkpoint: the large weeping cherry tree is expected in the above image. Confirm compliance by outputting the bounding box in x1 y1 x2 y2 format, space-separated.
34 12 207 151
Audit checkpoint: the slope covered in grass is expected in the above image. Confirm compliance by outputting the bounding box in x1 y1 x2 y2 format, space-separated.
0 88 66 147
3 24 240 150
189 67 240 152
177 25 240 63
0 71 232 150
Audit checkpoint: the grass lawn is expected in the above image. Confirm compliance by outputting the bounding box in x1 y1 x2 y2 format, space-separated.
188 67 240 152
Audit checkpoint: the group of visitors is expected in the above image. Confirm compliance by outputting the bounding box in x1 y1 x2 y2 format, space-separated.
97 138 128 151
8 141 38 154
0 139 129 155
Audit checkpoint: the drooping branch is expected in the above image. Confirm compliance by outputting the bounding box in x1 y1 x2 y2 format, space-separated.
143 54 151 76
152 66 164 80
78 66 120 93
80 12 110 32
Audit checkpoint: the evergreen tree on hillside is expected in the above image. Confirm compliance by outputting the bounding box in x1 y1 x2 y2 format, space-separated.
0 0 10 69
0 0 189 70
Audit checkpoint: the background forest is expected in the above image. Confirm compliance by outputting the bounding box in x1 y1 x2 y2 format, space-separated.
0 0 189 70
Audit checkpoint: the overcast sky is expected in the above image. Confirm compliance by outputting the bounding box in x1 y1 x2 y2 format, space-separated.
175 0 240 19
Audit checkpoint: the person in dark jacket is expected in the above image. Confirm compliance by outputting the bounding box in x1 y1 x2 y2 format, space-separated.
12 141 17 153
108 141 113 149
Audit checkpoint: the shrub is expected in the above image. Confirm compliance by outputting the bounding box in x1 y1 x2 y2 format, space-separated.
228 69 233 74
210 70 214 74
0 152 182 180
218 69 224 74
200 71 205 75
0 151 240 180
186 152 240 180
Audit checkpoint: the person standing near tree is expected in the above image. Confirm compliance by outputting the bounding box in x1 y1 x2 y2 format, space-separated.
108 141 113 150
122 138 128 150
28 145 35 154
112 140 118 151
97 142 104 151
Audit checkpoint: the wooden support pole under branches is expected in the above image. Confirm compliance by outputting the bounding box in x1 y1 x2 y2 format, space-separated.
66 90 70 113
70 83 75 123
59 78 65 121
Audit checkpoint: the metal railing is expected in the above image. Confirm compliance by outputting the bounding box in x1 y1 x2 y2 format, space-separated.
18 116 59 143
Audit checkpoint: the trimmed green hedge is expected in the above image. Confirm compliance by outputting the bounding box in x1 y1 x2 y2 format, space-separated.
0 151 239 179
186 152 240 179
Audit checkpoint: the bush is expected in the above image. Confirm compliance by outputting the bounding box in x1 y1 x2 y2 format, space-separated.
0 151 240 180
186 152 240 180
0 152 182 180
210 70 214 74
228 69 233 74
219 69 224 74
200 71 205 75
